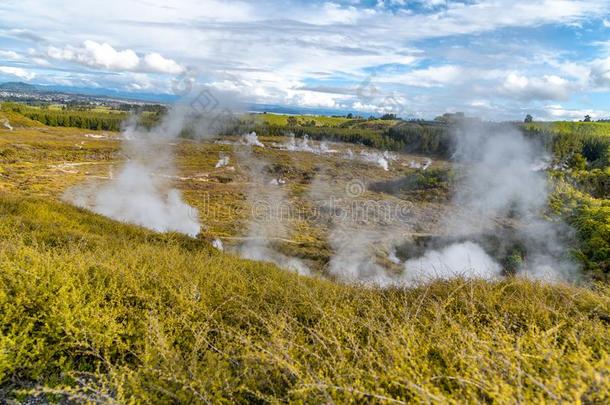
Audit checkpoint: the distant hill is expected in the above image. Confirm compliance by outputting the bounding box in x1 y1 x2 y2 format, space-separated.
0 81 40 92
0 81 177 104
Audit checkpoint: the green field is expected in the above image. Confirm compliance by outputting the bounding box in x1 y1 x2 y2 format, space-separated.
524 121 610 136
257 113 353 127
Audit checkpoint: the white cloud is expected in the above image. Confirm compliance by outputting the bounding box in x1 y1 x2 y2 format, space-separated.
417 0 446 9
125 73 153 91
379 65 463 87
47 40 183 75
1 0 609 117
603 18 610 27
589 56 610 87
315 3 364 24
48 40 139 70
469 99 492 108
0 66 36 80
543 104 602 121
0 50 21 60
501 73 573 101
377 0 607 42
286 89 345 108
31 57 50 66
553 61 590 81
142 53 184 74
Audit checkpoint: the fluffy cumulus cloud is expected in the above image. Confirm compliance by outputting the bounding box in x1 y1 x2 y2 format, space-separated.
142 53 184 74
47 40 182 74
48 40 139 70
286 89 344 108
500 73 574 101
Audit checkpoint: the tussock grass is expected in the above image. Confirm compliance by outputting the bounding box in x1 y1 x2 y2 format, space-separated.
1 193 608 403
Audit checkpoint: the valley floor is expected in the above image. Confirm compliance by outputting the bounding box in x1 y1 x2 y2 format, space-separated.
0 126 454 274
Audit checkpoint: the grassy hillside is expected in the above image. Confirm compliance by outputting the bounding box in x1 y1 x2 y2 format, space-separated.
258 113 352 127
1 193 609 403
524 121 610 137
0 103 163 132
0 108 43 128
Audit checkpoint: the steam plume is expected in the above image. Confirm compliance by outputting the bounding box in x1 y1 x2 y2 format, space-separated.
65 106 201 236
318 121 579 286
1 118 13 131
405 122 579 283
235 145 310 275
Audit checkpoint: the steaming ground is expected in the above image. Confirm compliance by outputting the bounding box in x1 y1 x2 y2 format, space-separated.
1 123 577 286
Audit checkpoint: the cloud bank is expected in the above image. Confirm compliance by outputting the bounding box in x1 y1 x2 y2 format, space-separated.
0 0 609 119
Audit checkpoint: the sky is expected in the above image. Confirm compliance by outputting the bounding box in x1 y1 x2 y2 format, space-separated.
1 0 610 120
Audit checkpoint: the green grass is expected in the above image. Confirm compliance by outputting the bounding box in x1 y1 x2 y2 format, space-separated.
257 113 352 127
2 102 128 131
0 109 43 128
551 180 610 280
524 121 610 137
0 193 609 403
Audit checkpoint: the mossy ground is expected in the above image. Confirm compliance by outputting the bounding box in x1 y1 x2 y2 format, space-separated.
0 119 609 403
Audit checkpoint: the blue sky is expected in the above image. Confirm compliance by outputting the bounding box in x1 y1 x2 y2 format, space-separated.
1 0 610 120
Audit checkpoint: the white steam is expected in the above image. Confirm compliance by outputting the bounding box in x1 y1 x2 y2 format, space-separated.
1 118 13 131
273 133 338 155
328 228 387 284
319 122 578 286
72 162 200 236
403 242 501 285
212 238 224 251
236 147 310 275
243 131 265 147
419 123 578 282
64 87 246 237
64 104 206 236
357 150 397 171
273 134 399 172
341 148 398 171
388 247 401 265
216 131 266 147
408 158 432 170
215 155 230 168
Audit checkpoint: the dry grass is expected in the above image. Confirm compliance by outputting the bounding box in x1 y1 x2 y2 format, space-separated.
0 126 451 268
0 193 609 403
